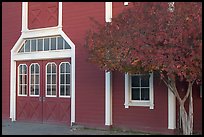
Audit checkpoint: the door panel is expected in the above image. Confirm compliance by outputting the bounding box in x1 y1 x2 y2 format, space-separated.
16 59 71 125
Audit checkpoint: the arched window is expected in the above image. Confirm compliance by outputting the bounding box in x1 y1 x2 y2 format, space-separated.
18 64 28 96
29 63 40 96
46 62 57 97
59 62 71 97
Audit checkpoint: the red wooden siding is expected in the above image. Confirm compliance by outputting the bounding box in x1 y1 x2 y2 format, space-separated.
2 2 22 119
28 2 58 29
62 2 106 128
112 2 134 18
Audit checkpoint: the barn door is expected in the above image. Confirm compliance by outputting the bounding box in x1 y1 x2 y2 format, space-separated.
16 59 71 125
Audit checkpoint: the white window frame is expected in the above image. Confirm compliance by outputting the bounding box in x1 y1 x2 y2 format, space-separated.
29 63 40 97
18 36 71 54
18 64 28 96
124 72 154 109
46 62 57 97
59 62 71 98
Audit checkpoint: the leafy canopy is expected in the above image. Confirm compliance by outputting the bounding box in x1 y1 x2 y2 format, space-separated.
85 2 202 84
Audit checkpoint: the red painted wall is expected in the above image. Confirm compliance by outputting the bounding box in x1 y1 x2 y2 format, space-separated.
2 2 22 119
62 2 106 128
28 2 58 29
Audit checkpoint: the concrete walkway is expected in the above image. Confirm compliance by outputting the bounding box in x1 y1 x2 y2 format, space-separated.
2 120 149 135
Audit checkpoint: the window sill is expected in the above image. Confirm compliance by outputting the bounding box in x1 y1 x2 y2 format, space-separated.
124 101 154 109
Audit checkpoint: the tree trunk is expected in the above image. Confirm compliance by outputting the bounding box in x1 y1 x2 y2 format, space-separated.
162 77 194 135
178 82 194 135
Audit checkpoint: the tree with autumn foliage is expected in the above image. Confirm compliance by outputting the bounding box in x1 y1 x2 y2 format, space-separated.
85 2 202 135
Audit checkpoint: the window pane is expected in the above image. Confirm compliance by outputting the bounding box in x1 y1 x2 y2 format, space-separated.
30 85 34 95
66 63 70 73
31 41 36 51
19 85 22 95
66 74 70 84
24 85 27 95
35 85 39 95
19 65 23 74
47 85 51 95
24 40 30 52
132 88 140 100
141 88 149 100
64 40 71 49
131 76 140 87
22 65 27 74
47 64 51 73
31 65 34 74
44 38 49 51
52 85 56 95
19 75 23 84
141 74 150 87
60 63 65 73
22 75 27 84
52 64 56 73
66 85 70 96
51 38 56 50
31 39 36 51
30 75 34 84
58 37 63 50
38 39 43 51
47 74 51 84
60 85 65 96
35 75 39 84
52 74 56 84
60 74 65 84
35 64 39 73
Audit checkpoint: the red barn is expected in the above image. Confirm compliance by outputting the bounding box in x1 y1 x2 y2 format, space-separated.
2 2 202 134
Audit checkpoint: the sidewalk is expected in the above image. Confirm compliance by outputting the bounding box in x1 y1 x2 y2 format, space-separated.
2 120 149 135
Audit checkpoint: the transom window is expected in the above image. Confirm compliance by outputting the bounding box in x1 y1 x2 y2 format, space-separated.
46 62 57 97
29 63 40 96
18 64 28 96
59 62 71 97
18 36 71 53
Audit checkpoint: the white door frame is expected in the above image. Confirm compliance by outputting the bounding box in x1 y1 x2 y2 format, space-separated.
10 2 76 126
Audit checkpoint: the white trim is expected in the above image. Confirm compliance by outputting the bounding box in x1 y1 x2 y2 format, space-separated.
124 73 154 109
29 63 40 97
105 2 112 126
45 62 57 97
17 64 28 96
59 62 71 98
105 71 112 125
105 2 112 22
124 2 129 6
14 50 72 61
168 86 176 129
58 2 62 28
22 2 28 32
124 73 129 108
10 2 76 124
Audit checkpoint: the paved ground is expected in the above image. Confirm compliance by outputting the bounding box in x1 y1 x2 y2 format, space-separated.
2 120 149 135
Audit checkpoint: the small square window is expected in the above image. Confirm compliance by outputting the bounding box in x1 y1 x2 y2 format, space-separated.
125 73 154 109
